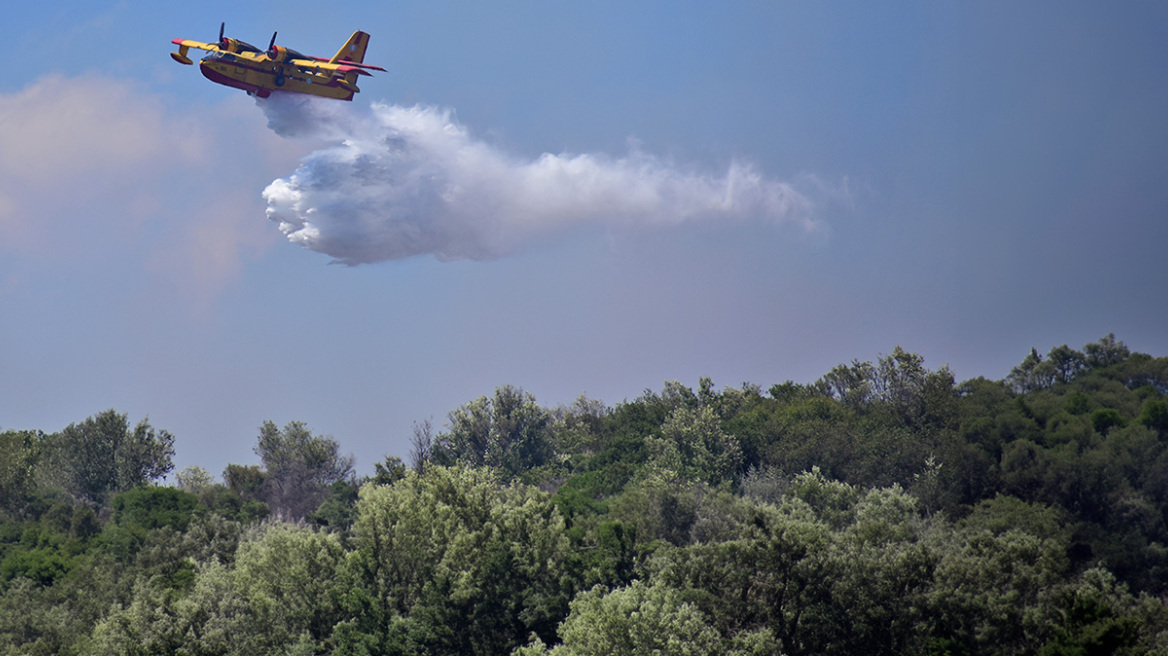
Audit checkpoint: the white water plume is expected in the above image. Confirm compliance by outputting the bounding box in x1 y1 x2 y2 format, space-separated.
260 95 814 264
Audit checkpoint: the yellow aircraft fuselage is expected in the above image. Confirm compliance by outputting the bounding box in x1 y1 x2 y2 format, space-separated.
170 28 384 101
196 50 358 100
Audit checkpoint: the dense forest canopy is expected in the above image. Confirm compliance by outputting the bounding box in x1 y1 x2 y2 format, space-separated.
3 334 1168 655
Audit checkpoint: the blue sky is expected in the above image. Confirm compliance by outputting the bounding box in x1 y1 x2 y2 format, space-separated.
2 1 1166 476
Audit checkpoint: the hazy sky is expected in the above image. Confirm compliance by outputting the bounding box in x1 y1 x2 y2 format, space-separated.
2 1 1166 477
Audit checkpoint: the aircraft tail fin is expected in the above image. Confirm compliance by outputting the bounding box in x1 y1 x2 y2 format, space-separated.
331 31 370 64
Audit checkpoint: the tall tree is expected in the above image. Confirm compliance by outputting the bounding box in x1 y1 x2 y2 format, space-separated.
43 410 174 504
435 385 552 478
254 420 354 520
347 466 571 655
1047 344 1086 384
1084 333 1130 369
0 430 42 516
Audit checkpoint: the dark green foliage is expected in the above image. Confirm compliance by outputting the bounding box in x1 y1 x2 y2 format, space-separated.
372 455 408 485
1092 408 1127 435
1137 398 1168 433
112 486 198 532
0 547 71 586
1084 333 1131 370
224 462 266 496
41 410 175 505
311 479 361 532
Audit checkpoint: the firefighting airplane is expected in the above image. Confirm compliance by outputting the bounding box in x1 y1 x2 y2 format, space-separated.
170 23 385 101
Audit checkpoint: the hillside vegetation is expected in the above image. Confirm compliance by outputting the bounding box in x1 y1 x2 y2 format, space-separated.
3 334 1168 655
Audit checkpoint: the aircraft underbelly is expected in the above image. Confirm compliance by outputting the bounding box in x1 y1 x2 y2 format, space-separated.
199 61 354 101
200 61 258 92
277 76 355 100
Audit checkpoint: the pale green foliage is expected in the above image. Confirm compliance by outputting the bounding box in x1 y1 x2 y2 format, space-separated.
0 430 40 515
651 499 833 654
175 465 214 494
348 465 571 653
786 466 862 529
435 385 552 477
179 512 246 565
546 395 608 461
740 464 788 506
661 379 699 410
650 482 941 656
817 347 956 425
828 486 934 653
87 574 190 655
689 489 757 544
541 580 724 656
612 483 756 547
0 577 80 655
10 342 1168 655
231 522 347 645
89 521 346 656
646 405 742 485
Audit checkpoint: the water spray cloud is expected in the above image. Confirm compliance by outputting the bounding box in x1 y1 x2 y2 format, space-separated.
260 95 815 264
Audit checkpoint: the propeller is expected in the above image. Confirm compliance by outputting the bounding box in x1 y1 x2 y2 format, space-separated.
267 30 286 86
218 21 226 48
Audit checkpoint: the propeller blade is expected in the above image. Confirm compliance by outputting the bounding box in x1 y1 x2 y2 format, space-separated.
219 22 225 43
269 31 278 51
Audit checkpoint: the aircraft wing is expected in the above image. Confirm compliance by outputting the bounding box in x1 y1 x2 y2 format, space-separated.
288 58 375 76
303 55 387 72
170 38 221 65
171 38 221 53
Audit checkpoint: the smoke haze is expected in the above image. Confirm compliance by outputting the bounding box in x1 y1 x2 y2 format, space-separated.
260 95 814 264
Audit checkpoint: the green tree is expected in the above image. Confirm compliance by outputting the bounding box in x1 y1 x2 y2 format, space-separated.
0 430 41 517
928 527 1068 654
1047 345 1086 384
1092 408 1126 435
111 486 198 532
1137 399 1168 434
1035 568 1168 655
520 580 725 656
1009 348 1057 393
90 522 347 656
1085 333 1131 369
254 420 354 520
346 466 572 655
43 410 174 504
645 405 743 486
434 385 552 479
653 499 833 655
175 465 214 495
818 359 876 409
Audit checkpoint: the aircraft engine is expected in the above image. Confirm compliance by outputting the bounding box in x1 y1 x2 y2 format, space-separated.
268 45 292 63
